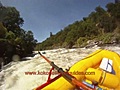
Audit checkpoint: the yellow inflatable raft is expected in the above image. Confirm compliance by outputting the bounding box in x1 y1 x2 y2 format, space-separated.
34 49 120 90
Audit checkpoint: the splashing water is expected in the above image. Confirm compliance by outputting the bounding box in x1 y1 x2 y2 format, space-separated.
0 46 120 90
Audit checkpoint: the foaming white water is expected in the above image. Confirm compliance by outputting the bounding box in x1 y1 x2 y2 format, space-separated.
0 46 120 90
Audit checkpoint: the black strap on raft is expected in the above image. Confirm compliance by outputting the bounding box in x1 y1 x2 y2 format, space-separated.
38 51 95 90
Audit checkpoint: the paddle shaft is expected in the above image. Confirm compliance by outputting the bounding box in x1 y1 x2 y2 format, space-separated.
38 51 94 90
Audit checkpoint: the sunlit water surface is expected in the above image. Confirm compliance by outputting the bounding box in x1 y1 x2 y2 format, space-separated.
0 46 120 90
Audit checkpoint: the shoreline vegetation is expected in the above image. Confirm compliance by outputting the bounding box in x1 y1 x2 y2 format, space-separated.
0 5 37 66
35 2 120 50
0 1 120 67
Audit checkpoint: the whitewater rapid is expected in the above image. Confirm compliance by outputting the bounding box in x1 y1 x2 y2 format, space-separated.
0 46 120 90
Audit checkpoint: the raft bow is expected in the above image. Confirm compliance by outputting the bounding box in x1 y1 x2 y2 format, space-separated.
34 49 120 90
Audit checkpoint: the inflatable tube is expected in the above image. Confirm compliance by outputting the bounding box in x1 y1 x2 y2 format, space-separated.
34 49 120 90
85 68 119 88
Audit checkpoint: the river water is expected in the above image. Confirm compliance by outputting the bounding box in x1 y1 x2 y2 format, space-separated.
0 45 120 90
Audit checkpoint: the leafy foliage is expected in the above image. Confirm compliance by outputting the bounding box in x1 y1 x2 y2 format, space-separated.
0 6 37 64
36 2 120 50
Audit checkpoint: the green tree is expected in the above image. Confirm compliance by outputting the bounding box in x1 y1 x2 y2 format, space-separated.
106 3 120 20
0 22 7 57
2 7 24 32
0 6 37 64
0 22 7 38
36 2 120 50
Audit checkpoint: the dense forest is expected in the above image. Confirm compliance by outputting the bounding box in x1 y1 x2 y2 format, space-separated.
35 2 120 50
0 4 37 65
